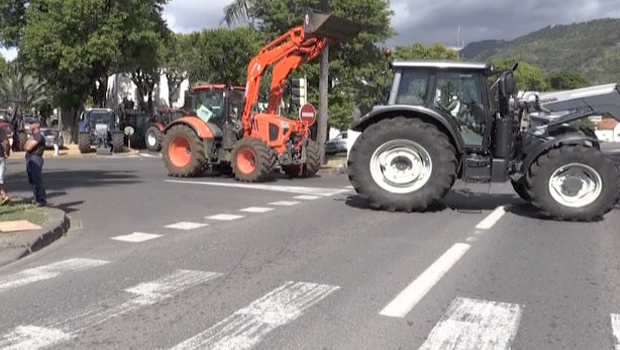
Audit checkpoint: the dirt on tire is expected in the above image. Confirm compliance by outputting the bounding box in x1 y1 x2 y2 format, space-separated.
162 124 208 177
231 137 276 183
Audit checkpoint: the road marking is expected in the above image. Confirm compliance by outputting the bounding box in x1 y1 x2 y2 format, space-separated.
139 153 162 158
611 314 620 350
380 243 471 318
269 201 301 206
164 222 209 230
417 297 522 350
240 207 274 213
0 270 221 350
165 179 348 197
344 185 354 189
294 195 320 200
0 258 109 293
110 232 162 243
206 214 245 221
167 281 339 350
475 206 506 230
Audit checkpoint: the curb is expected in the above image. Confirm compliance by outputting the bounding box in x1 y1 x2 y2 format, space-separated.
319 165 348 175
0 207 70 268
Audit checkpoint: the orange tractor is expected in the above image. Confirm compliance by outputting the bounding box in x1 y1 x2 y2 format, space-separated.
160 11 364 182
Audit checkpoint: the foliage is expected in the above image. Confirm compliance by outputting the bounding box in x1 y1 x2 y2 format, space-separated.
0 56 6 74
547 70 589 90
393 43 458 60
462 18 620 85
488 59 549 91
0 0 28 48
573 118 595 132
0 61 50 114
188 27 265 87
161 32 196 107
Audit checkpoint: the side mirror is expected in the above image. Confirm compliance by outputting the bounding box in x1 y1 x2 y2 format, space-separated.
500 76 517 97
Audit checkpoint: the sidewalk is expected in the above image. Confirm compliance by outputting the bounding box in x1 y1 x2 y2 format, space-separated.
10 144 140 159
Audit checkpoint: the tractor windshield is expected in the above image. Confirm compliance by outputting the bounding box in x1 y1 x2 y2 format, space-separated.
193 89 224 123
89 110 114 124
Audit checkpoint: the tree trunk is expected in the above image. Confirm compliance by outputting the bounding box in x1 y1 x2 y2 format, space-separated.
59 104 80 144
318 46 329 164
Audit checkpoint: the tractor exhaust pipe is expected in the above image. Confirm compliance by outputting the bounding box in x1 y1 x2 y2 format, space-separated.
303 10 366 43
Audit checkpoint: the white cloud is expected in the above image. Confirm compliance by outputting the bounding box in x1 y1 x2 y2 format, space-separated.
163 0 620 47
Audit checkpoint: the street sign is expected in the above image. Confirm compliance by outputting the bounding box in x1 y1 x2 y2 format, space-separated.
124 126 134 136
299 103 316 126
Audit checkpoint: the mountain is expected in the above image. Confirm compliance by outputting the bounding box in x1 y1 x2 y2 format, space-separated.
460 18 620 85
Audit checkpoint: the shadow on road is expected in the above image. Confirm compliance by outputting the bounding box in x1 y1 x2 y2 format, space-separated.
6 169 141 193
343 188 615 222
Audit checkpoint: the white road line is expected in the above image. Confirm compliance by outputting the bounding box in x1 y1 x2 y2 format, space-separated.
417 297 522 350
110 232 162 243
611 314 620 350
344 185 354 189
165 179 348 197
269 201 301 206
0 258 109 293
206 214 245 221
239 207 274 213
167 281 339 350
164 222 209 230
475 206 506 230
380 243 471 318
294 195 320 200
0 270 221 350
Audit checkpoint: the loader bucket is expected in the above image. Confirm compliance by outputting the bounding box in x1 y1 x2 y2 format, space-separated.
303 11 366 43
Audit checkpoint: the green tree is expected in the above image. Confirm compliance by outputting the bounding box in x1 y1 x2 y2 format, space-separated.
0 56 6 76
189 27 264 86
547 70 589 90
161 33 197 108
0 61 50 115
16 0 169 141
393 43 458 60
488 59 549 91
0 0 28 48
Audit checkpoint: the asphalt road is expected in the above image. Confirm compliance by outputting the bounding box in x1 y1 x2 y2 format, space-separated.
0 150 618 350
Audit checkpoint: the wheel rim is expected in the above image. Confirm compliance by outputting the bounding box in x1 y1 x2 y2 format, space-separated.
369 139 433 194
168 136 191 168
147 132 157 146
548 162 603 208
237 148 256 174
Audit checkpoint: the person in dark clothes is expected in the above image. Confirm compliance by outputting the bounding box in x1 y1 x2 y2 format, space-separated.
23 116 47 207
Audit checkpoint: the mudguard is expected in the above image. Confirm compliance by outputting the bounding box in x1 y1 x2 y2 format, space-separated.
164 116 215 139
350 105 464 152
152 122 165 131
520 132 600 175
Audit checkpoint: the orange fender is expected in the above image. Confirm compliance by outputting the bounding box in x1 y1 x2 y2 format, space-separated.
164 116 214 139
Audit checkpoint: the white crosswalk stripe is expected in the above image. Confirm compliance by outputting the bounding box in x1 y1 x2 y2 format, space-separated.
417 297 522 350
0 258 109 294
0 269 222 350
167 281 339 350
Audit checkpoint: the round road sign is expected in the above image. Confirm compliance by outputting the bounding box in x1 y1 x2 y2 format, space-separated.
299 103 316 126
124 126 134 136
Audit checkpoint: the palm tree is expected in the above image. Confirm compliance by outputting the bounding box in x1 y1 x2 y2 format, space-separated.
220 0 256 27
0 62 50 114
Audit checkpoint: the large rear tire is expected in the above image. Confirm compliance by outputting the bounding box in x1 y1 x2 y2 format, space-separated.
145 126 163 152
525 145 620 221
347 117 457 212
162 124 208 177
282 139 321 178
78 132 91 153
231 137 276 182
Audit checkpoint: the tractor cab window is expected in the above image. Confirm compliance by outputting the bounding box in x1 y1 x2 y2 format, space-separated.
395 70 430 105
228 90 245 121
194 89 224 125
433 72 486 146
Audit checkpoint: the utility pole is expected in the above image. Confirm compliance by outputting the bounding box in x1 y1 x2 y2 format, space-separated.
318 0 329 164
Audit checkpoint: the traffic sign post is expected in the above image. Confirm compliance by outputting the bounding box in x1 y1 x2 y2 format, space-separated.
299 103 316 126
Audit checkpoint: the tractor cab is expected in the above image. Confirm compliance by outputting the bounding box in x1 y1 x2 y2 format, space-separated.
189 85 245 136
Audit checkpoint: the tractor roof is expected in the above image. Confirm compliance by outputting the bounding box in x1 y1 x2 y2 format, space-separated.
193 84 245 91
391 60 491 71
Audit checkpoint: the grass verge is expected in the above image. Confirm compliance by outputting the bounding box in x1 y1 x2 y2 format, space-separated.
0 203 49 227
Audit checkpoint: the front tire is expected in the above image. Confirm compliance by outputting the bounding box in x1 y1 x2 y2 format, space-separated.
231 137 276 182
282 139 321 178
111 132 125 153
525 145 620 221
347 117 457 212
162 124 208 177
78 132 91 153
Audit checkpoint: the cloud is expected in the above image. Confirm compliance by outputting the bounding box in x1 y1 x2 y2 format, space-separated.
0 47 17 61
163 0 620 48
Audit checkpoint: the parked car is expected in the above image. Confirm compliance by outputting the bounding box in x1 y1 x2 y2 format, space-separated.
325 132 347 155
40 120 64 149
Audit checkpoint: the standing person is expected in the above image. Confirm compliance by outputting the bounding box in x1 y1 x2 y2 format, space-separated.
23 117 47 207
0 125 10 205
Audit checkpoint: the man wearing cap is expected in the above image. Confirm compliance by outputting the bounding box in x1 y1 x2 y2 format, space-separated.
23 116 47 206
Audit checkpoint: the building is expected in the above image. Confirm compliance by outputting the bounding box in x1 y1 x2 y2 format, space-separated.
594 118 620 142
106 72 190 111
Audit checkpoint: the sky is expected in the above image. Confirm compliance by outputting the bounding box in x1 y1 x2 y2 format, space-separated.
2 0 620 61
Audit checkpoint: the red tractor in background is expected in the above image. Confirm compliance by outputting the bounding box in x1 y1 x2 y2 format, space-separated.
144 106 190 152
160 11 365 182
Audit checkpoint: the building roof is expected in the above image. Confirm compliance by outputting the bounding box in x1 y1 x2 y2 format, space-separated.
597 118 619 130
391 60 490 70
